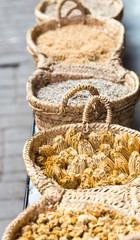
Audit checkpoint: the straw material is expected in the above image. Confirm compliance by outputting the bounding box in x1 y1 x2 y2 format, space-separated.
3 97 140 240
2 177 140 240
23 96 140 195
26 63 140 130
35 0 124 23
27 0 125 68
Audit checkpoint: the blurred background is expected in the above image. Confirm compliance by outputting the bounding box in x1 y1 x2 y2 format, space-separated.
0 0 140 238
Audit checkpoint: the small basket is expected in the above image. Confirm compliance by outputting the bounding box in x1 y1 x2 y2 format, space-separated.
27 0 125 68
2 189 140 240
22 96 140 220
35 0 124 23
26 64 140 130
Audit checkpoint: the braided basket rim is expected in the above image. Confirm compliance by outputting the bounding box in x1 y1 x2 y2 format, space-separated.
35 0 124 23
2 189 140 240
23 121 140 195
26 13 125 66
26 66 140 113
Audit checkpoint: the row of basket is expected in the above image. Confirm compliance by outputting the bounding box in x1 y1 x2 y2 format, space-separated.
2 0 140 239
3 97 140 240
26 0 139 129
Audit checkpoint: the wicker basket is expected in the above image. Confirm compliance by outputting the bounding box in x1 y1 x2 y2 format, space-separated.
2 188 140 240
26 64 140 130
23 95 140 198
27 0 125 68
3 97 140 239
35 0 124 23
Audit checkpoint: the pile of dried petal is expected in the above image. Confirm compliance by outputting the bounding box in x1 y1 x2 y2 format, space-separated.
36 24 118 63
16 204 140 240
37 79 130 105
36 128 140 189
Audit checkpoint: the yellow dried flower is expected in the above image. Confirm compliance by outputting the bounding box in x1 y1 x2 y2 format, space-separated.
115 145 131 161
99 144 112 157
129 151 140 175
59 173 80 189
128 135 139 153
114 153 129 174
65 127 76 146
71 132 84 151
98 157 114 174
114 133 129 148
39 145 56 158
53 135 67 154
78 139 94 157
36 156 47 166
100 131 114 148
67 155 87 174
58 147 78 165
87 131 101 151
43 163 64 182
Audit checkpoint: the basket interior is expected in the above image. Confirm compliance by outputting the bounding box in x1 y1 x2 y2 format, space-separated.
32 15 123 55
29 122 140 163
31 70 135 100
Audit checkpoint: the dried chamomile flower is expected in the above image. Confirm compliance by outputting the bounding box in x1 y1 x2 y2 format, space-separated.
39 145 56 158
58 147 78 165
92 152 107 166
78 139 94 157
93 168 107 181
114 133 129 148
43 163 64 182
36 156 47 166
47 155 67 169
129 151 140 175
67 155 87 174
53 135 67 154
99 144 111 157
59 173 80 189
116 173 129 185
109 149 120 162
100 131 114 148
85 155 97 169
114 153 129 174
16 203 140 240
115 145 131 161
128 172 138 182
65 127 76 146
71 132 84 151
98 157 114 174
87 131 101 151
80 167 95 188
128 135 139 153
21 225 32 233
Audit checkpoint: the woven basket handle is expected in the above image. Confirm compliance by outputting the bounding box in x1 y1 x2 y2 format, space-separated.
59 83 99 114
57 0 90 22
82 95 112 124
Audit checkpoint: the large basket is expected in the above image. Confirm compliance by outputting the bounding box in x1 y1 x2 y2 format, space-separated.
27 0 125 68
26 64 140 130
35 0 124 23
2 188 140 240
23 96 140 210
3 97 140 240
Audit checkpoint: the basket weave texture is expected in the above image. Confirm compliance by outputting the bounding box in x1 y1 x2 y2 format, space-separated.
2 97 140 240
23 96 140 206
35 0 124 23
26 63 140 130
27 0 125 68
2 175 140 239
